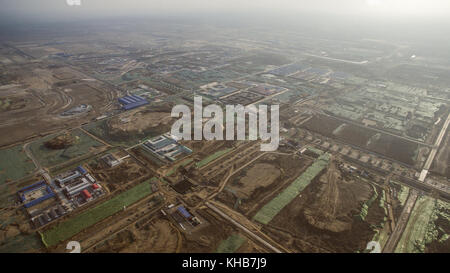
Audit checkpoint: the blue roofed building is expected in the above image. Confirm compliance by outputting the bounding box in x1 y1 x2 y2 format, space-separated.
118 95 149 110
177 206 192 219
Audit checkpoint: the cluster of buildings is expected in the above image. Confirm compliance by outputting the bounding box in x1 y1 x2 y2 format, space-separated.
143 134 192 162
200 82 238 98
18 181 55 209
101 153 122 168
17 180 67 228
170 205 202 231
18 165 105 228
55 166 104 206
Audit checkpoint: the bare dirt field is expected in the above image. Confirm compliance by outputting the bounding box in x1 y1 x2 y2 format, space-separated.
90 208 266 253
261 160 387 252
91 218 180 253
109 110 173 134
84 107 174 147
0 65 115 147
216 153 313 217
87 155 151 193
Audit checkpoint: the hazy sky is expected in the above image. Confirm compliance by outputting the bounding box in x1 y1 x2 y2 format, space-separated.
1 0 450 22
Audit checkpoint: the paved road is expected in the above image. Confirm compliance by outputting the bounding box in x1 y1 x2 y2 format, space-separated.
23 142 41 171
423 113 450 172
383 190 418 253
205 202 282 253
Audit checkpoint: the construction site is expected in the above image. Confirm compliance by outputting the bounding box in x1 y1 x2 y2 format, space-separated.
0 17 449 255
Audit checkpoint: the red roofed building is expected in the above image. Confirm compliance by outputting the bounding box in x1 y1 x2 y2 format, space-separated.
82 189 92 199
92 184 100 190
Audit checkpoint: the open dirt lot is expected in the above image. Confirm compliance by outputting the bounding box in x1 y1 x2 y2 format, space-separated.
87 155 151 193
84 108 174 147
0 65 116 148
216 153 313 217
109 111 173 134
89 208 266 253
260 159 387 252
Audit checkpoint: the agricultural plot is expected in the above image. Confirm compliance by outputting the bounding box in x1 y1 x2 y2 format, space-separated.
303 115 420 166
391 181 410 206
395 195 436 253
196 148 233 168
0 145 35 184
424 200 450 253
253 153 330 224
29 129 104 168
41 179 154 247
357 184 378 220
216 234 246 253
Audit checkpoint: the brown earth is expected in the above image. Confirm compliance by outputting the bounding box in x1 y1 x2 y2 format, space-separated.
263 160 386 252
44 134 75 150
109 111 173 134
302 114 419 166
216 153 313 217
87 157 150 193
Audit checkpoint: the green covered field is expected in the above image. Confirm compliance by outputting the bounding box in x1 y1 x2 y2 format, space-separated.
196 148 233 168
216 234 246 253
0 145 35 184
29 129 103 168
166 158 193 176
253 153 330 224
41 179 153 247
396 182 410 206
395 195 436 253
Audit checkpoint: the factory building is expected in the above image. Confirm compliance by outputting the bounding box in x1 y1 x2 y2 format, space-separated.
177 206 192 220
77 166 87 175
118 95 149 110
86 173 96 183
64 178 92 198
81 189 92 200
17 181 56 208
143 134 192 162
55 171 81 187
101 153 121 168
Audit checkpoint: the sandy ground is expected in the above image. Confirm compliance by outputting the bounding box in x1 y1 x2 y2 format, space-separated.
109 111 173 133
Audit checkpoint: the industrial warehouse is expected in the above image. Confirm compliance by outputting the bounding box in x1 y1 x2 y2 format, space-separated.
18 181 55 209
17 165 106 228
143 134 192 162
165 204 203 232
118 95 149 110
